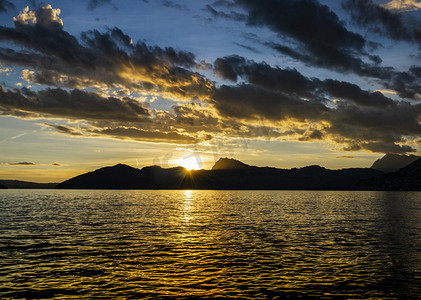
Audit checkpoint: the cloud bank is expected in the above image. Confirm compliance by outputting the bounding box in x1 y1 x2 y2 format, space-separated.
1 3 421 154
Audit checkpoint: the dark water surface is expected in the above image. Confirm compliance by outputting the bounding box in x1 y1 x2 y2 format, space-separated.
1 190 420 299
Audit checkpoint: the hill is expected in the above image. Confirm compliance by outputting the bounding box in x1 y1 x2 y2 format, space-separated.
55 164 145 189
0 182 7 189
56 158 383 190
0 180 57 189
371 153 420 173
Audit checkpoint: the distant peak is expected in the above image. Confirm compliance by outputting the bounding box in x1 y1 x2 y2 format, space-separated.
212 157 251 170
371 153 420 173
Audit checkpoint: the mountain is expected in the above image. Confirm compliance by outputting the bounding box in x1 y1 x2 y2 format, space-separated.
212 157 252 170
55 164 191 189
371 153 420 173
0 182 7 189
0 180 56 189
358 158 421 190
56 164 145 189
56 158 383 190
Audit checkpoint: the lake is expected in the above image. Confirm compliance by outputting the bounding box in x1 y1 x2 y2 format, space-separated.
1 190 420 299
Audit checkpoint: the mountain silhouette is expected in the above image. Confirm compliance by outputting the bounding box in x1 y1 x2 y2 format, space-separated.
0 182 7 189
55 164 145 189
212 157 252 170
358 157 421 190
371 153 420 173
56 158 383 190
0 180 56 189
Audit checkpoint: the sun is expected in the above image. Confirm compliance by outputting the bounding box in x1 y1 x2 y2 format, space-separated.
179 156 201 170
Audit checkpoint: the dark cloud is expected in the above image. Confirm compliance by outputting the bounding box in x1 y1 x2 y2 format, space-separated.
233 42 260 54
0 87 150 122
213 55 398 107
206 0 371 73
7 161 36 165
211 84 328 121
268 41 387 77
203 4 247 21
325 101 421 153
88 0 116 10
212 0 237 7
340 1 421 97
210 55 421 154
342 0 419 43
321 79 395 108
42 123 84 136
381 69 421 99
0 0 14 13
88 127 199 144
211 84 420 154
214 55 316 98
206 1 421 98
52 162 62 166
159 0 189 11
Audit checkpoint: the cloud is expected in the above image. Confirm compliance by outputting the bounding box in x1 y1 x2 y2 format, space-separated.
233 42 260 54
0 64 11 74
0 9 213 101
210 55 421 154
87 127 199 144
213 55 397 107
52 162 62 166
1 3 421 154
9 87 286 145
336 156 355 159
206 0 373 74
0 87 150 122
14 5 63 29
0 0 14 13
342 0 418 42
203 4 247 21
159 0 189 11
321 79 395 108
88 0 116 10
207 1 421 98
211 84 328 121
382 0 421 12
214 55 316 97
324 101 421 153
42 123 84 136
7 161 36 165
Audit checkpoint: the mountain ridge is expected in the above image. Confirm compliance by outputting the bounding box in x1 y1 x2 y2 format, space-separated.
55 158 384 190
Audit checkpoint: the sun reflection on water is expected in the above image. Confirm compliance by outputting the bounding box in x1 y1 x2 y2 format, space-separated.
181 190 194 224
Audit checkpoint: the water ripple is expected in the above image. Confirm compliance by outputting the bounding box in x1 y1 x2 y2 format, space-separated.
1 190 421 299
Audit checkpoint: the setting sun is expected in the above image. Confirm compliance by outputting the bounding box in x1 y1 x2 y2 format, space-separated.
179 156 202 170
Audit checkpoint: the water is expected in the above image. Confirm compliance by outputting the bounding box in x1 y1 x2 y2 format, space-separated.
0 190 420 299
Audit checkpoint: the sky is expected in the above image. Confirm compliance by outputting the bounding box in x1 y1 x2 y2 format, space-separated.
1 0 421 182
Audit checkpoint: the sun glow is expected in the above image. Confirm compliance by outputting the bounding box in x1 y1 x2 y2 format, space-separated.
179 156 201 170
